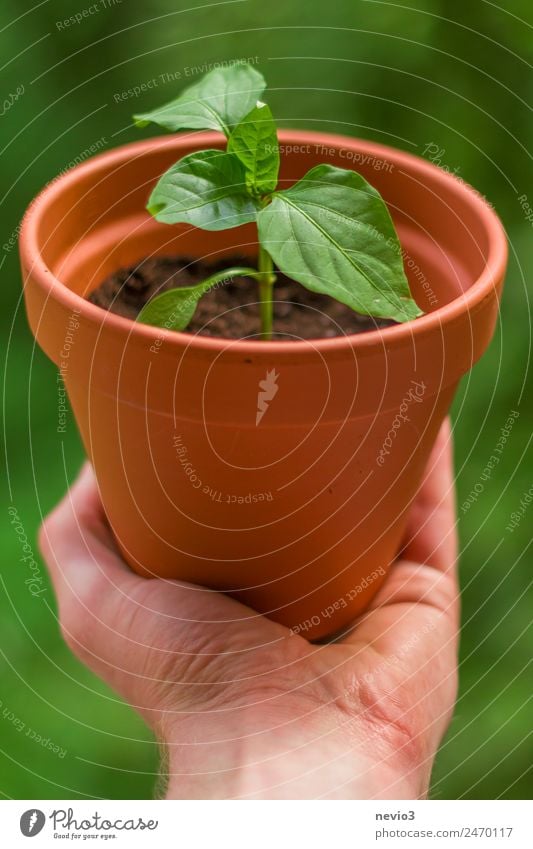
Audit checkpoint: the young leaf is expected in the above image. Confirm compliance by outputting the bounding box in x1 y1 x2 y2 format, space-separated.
227 102 279 195
136 267 261 331
147 149 260 230
133 65 266 137
257 164 422 322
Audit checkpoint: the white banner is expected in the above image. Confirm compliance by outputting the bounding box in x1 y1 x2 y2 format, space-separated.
0 800 530 848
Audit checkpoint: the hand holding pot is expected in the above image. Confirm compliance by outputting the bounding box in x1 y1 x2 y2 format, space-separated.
39 421 458 799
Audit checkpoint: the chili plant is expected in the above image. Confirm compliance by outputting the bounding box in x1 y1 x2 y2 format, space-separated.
134 65 422 339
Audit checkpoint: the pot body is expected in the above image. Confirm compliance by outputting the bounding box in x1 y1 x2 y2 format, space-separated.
20 131 507 639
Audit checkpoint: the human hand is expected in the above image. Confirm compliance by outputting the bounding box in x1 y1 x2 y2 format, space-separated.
39 420 458 799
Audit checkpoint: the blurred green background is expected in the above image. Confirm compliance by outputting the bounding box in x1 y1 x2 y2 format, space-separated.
1 0 531 799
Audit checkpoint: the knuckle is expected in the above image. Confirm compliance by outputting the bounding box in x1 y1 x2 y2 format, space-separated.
57 577 105 659
335 673 425 768
37 512 57 558
59 606 91 657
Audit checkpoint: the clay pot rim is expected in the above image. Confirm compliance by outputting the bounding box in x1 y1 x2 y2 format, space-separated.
20 129 507 355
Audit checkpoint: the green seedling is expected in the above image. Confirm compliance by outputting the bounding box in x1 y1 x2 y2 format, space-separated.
134 64 422 339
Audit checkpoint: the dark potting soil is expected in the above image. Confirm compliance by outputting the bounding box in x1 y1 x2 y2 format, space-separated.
88 255 395 340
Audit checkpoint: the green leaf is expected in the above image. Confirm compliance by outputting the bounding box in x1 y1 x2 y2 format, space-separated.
227 102 279 195
257 164 423 323
147 149 260 230
133 65 266 137
136 266 261 331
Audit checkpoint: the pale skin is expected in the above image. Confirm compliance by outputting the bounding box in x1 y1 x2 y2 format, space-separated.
39 420 458 799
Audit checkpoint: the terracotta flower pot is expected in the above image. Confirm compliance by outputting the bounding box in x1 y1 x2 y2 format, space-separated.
20 131 507 640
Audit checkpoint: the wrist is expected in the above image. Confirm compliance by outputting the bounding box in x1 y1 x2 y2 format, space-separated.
160 710 425 800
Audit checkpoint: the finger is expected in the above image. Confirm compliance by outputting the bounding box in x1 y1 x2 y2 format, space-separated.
349 417 459 623
38 462 150 688
38 464 289 726
337 420 459 775
39 461 139 611
39 462 283 645
399 416 457 573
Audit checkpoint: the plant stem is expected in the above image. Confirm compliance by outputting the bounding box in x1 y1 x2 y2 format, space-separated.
258 244 276 341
